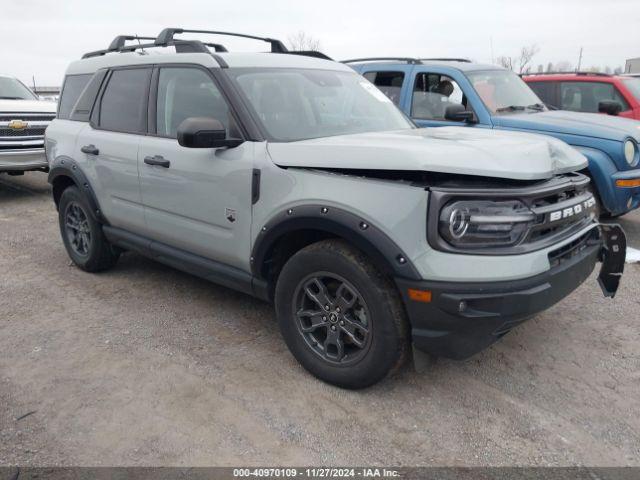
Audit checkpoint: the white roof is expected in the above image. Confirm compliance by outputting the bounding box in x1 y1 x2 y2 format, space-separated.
66 50 351 75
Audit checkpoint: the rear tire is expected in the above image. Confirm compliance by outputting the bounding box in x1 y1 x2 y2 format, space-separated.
275 239 409 389
58 186 120 272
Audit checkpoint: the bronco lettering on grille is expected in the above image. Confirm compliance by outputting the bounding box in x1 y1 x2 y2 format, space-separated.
549 196 596 222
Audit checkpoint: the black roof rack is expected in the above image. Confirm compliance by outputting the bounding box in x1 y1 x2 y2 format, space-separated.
81 28 332 63
82 38 210 59
421 57 471 63
155 28 288 53
108 35 156 51
342 57 422 64
523 71 613 77
342 57 472 65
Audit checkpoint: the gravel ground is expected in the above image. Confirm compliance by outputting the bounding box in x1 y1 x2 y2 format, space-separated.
0 172 639 467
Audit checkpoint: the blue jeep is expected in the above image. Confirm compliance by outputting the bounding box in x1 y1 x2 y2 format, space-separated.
346 58 640 216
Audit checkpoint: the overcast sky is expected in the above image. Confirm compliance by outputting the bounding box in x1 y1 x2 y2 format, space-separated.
2 0 639 86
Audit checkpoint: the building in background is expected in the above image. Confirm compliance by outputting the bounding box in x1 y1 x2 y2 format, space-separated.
625 58 640 74
33 85 61 102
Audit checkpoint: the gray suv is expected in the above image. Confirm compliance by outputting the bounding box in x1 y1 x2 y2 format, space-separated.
45 29 626 388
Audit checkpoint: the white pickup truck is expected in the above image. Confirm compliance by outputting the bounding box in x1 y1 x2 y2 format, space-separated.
0 74 56 174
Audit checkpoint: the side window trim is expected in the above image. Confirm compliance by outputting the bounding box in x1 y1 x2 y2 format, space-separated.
90 65 153 135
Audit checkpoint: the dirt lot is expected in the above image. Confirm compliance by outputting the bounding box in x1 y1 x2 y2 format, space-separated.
0 172 639 467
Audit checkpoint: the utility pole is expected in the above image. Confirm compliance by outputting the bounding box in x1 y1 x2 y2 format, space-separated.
490 37 494 64
577 47 583 72
32 75 36 92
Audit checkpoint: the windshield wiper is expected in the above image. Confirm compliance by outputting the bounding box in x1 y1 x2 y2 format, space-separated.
495 105 526 113
526 103 546 111
0 96 24 100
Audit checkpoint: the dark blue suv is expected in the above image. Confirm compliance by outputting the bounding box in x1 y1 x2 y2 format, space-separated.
346 58 640 217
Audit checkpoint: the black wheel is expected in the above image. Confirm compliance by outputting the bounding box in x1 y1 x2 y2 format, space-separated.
58 186 120 272
275 239 409 389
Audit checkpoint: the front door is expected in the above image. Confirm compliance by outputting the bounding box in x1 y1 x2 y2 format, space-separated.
138 66 254 270
408 71 478 128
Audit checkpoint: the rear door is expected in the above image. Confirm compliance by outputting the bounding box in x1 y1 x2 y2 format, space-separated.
75 67 151 232
138 65 254 269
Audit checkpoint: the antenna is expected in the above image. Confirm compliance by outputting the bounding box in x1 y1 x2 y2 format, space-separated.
577 47 583 72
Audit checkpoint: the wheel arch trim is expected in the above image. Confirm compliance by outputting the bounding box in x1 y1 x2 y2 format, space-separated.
48 156 108 225
251 205 422 282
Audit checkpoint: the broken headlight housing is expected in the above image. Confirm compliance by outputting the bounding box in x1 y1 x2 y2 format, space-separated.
439 200 536 249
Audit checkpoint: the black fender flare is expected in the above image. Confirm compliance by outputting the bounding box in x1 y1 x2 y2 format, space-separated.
48 156 108 225
251 204 422 281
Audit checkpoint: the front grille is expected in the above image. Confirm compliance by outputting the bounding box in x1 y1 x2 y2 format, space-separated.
0 114 55 122
0 144 43 151
0 126 47 137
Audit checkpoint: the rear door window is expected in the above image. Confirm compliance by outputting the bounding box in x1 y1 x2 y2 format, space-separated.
98 68 151 133
58 74 92 119
560 81 629 113
362 71 405 105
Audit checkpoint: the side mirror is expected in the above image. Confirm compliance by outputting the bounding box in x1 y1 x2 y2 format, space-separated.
598 100 622 116
177 117 243 149
444 104 476 123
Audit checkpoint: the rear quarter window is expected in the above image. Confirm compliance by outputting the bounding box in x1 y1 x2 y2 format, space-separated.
58 74 92 119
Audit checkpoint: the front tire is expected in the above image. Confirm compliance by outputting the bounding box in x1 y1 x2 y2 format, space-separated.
58 186 120 272
275 239 409 389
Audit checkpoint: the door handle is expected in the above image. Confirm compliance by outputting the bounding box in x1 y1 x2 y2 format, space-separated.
81 144 99 155
144 155 170 168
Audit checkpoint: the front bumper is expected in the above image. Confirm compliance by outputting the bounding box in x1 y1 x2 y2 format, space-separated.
396 224 626 359
0 148 48 172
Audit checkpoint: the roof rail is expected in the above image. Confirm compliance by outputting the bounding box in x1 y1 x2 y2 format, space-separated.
523 71 613 77
342 57 422 65
289 50 333 61
421 57 471 63
155 28 288 53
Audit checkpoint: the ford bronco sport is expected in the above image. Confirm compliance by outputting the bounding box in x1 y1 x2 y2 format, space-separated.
0 74 56 174
346 59 640 217
45 30 626 388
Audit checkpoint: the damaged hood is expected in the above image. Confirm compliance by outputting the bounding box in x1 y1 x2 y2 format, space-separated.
267 127 587 181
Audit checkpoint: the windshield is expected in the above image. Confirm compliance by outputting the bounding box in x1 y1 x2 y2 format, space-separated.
0 76 37 100
466 70 545 115
622 77 640 101
229 68 414 142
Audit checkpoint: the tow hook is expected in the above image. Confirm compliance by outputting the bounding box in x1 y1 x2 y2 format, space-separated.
597 224 626 298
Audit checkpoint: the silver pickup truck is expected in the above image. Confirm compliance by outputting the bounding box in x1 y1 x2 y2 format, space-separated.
0 74 56 174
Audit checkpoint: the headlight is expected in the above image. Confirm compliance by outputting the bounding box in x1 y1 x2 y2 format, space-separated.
439 200 535 248
624 139 638 166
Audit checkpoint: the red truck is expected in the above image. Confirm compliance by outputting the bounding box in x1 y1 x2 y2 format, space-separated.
523 72 640 120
